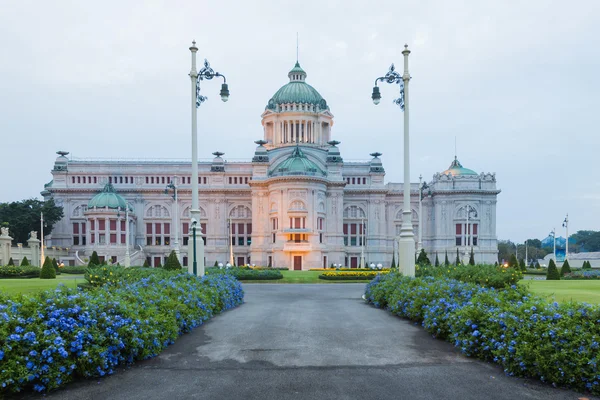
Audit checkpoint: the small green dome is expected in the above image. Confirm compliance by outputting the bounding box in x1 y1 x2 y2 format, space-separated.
88 183 129 210
266 62 328 110
269 146 326 177
442 157 478 176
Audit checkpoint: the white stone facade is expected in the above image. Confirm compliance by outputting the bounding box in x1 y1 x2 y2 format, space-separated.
42 64 500 269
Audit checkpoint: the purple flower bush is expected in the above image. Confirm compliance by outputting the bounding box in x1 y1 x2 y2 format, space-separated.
563 270 600 280
0 272 243 393
365 273 600 395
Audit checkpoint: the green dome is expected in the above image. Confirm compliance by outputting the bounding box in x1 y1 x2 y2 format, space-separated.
442 157 478 176
269 146 326 177
88 183 130 210
266 62 328 110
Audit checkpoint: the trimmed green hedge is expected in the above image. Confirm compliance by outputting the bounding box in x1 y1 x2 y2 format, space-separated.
60 266 87 275
206 267 283 280
0 266 41 279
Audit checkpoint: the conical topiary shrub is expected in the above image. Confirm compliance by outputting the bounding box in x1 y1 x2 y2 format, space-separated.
40 256 56 279
214 260 219 267
20 256 29 266
417 249 430 265
52 258 61 275
508 254 518 269
444 250 449 266
88 251 100 267
391 253 396 269
560 259 571 276
7 257 14 266
434 253 440 267
546 259 560 280
142 259 150 268
164 250 182 271
455 248 460 266
469 248 475 266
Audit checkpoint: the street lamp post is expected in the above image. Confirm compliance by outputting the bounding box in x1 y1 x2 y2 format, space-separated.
464 205 476 263
418 175 429 255
40 212 45 265
549 228 556 261
191 219 197 276
372 44 414 276
189 40 229 276
562 214 569 261
228 218 234 266
360 218 365 268
117 202 133 267
165 177 180 263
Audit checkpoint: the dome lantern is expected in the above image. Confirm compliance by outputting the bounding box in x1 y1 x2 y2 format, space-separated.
442 157 478 177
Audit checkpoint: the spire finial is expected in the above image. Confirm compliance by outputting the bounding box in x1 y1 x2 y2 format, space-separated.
454 136 457 160
296 32 299 62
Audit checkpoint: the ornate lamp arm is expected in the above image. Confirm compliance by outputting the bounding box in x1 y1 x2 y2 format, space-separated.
196 59 230 107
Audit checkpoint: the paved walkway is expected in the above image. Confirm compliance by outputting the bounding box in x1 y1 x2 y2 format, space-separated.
38 284 593 400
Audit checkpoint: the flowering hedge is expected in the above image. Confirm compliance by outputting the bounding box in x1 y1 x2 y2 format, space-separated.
319 271 390 280
0 272 243 394
563 270 600 280
416 263 522 289
365 272 600 395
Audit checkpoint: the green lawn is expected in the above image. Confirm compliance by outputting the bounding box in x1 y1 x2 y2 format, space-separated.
0 275 84 296
520 280 600 303
242 270 372 284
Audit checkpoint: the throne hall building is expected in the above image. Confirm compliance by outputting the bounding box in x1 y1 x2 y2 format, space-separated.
42 61 500 269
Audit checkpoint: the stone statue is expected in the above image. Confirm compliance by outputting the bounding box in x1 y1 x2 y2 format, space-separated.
30 231 38 239
0 227 8 237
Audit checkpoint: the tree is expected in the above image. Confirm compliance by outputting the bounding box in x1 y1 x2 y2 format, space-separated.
7 257 14 266
20 256 29 266
391 253 396 269
417 249 430 265
142 259 150 267
570 230 600 252
455 248 460 266
40 256 56 279
0 198 64 245
214 260 219 267
546 259 560 280
519 258 526 272
583 260 591 269
560 260 571 276
469 248 475 266
88 251 100 267
526 239 542 249
444 250 450 266
434 253 440 267
164 250 182 271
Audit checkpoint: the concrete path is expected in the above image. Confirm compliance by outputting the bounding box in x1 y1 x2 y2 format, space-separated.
37 284 593 400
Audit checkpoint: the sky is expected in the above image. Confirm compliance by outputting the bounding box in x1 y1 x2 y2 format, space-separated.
1 0 599 243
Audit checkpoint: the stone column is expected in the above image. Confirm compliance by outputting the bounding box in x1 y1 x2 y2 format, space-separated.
0 230 12 266
28 234 41 267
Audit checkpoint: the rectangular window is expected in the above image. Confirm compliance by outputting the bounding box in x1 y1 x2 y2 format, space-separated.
94 177 97 183
272 233 276 243
110 234 117 244
82 237 86 245
164 223 170 235
125 177 128 184
238 237 244 246
151 177 154 184
247 223 252 235
99 220 105 231
319 233 323 243
146 223 152 234
238 223 244 234
155 237 162 245
155 223 161 235
110 220 116 231
99 234 106 244
146 177 149 184
182 223 189 235
147 237 153 246
109 177 112 183
73 223 79 234
165 237 170 245
232 224 236 234
73 236 80 245
121 234 125 244
201 223 207 236
183 256 188 266
121 220 125 231
82 222 86 234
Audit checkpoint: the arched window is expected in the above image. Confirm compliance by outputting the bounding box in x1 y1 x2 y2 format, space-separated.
343 206 366 247
145 204 171 246
229 205 252 247
455 205 479 246
394 209 418 237
181 206 207 246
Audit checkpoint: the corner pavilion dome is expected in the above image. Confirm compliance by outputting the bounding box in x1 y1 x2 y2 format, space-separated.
266 62 329 110
269 145 326 177
88 183 130 210
442 157 478 177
